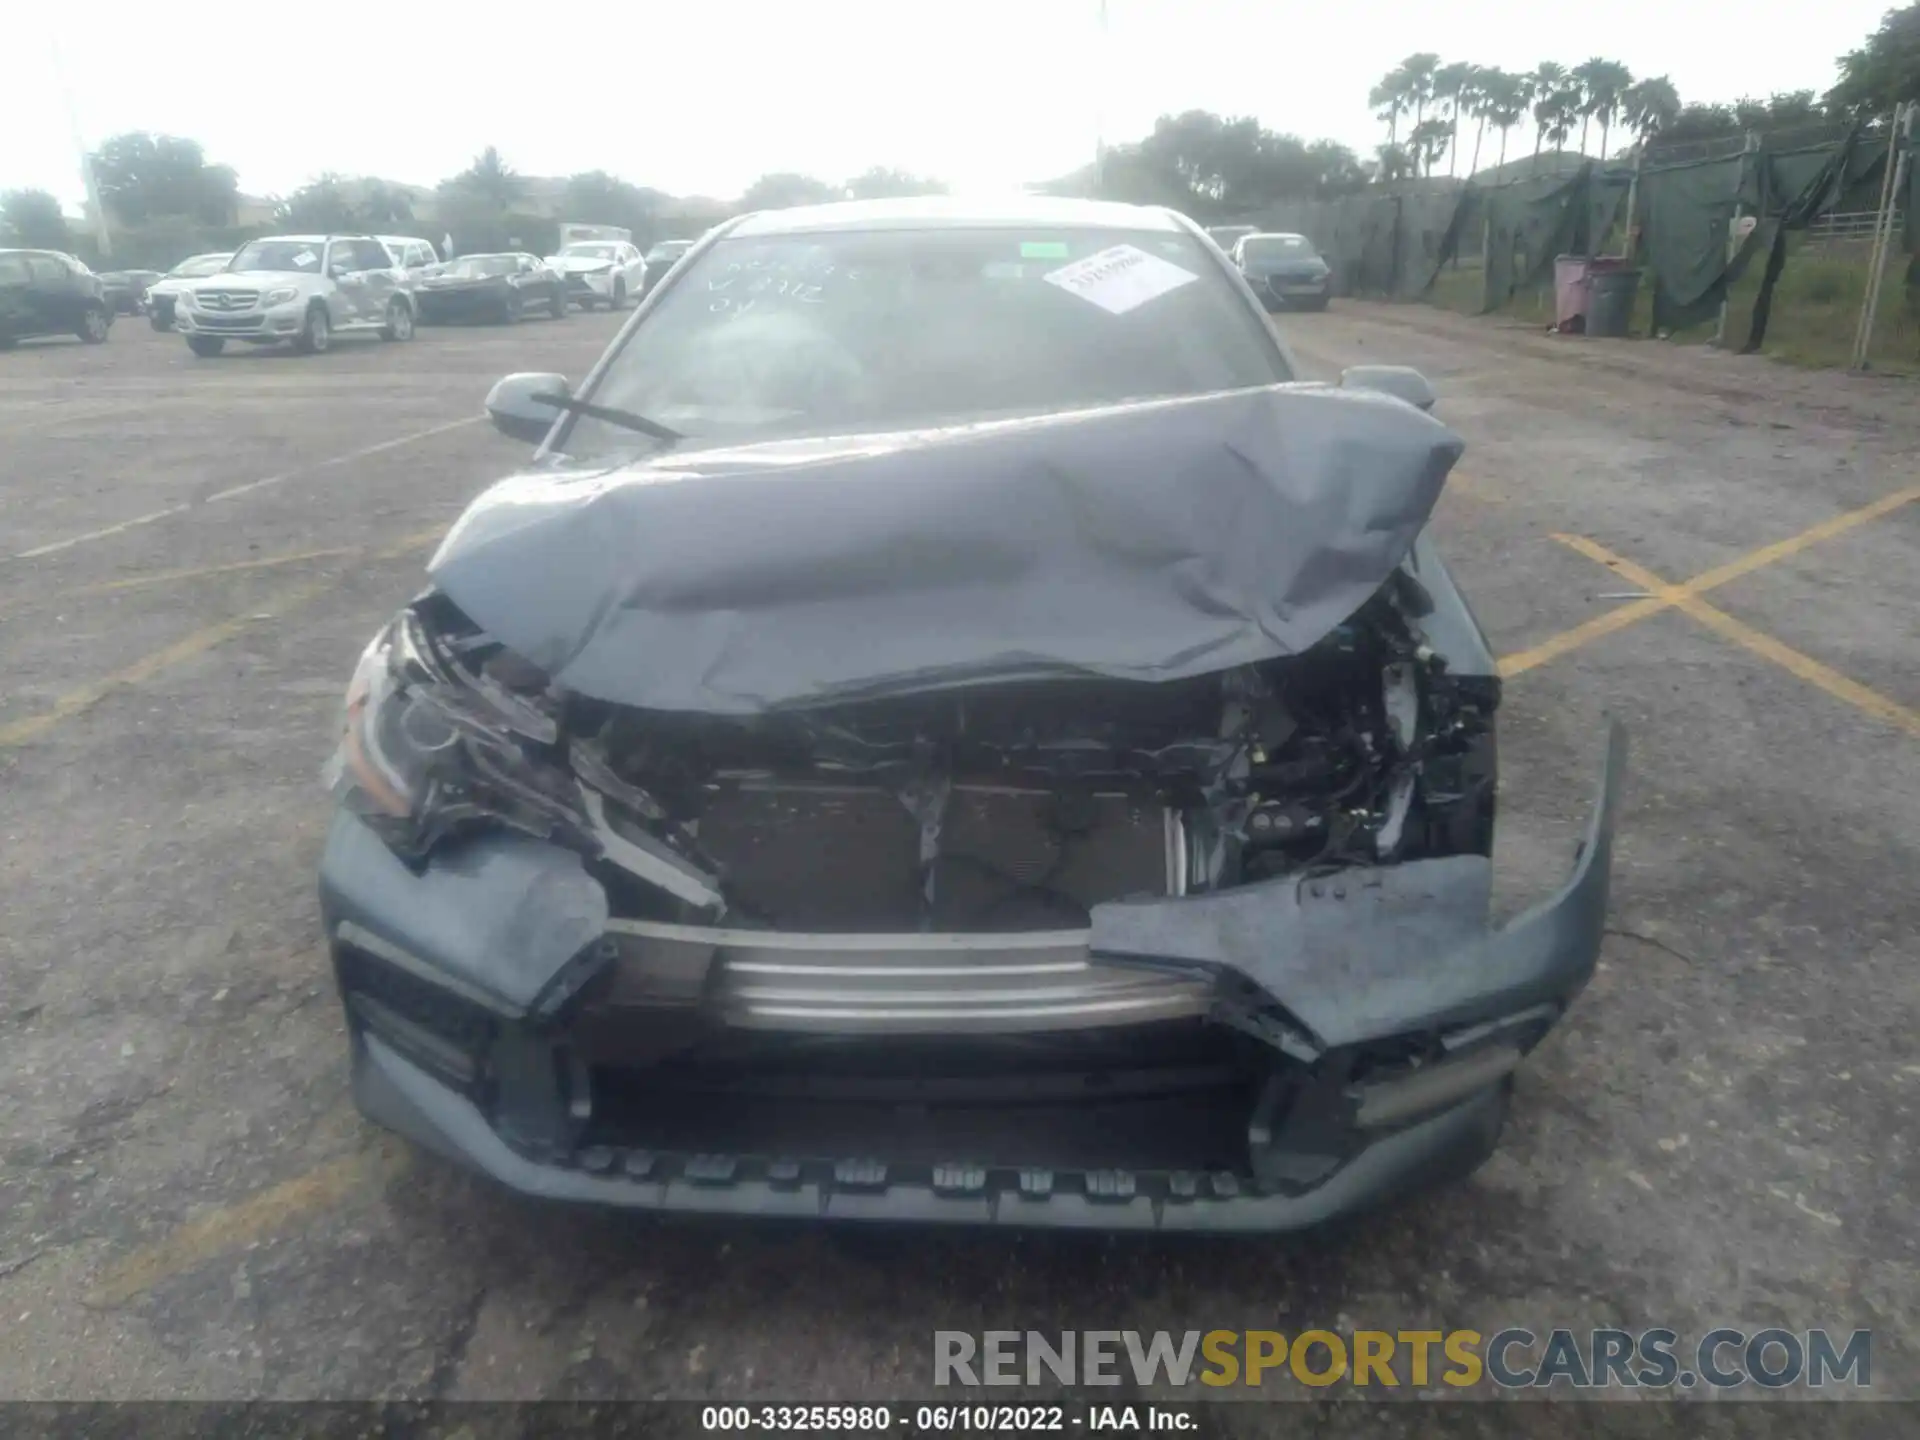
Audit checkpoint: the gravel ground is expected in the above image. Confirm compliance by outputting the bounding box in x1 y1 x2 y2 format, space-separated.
1 300 1915 1415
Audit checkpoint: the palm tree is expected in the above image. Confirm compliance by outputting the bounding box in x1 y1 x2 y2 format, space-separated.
1433 62 1476 177
1621 75 1682 150
1400 53 1442 129
1480 70 1529 173
1528 62 1570 171
1369 71 1410 148
1574 58 1635 157
1407 117 1452 178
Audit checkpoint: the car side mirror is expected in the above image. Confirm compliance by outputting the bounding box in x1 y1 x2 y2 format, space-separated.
1339 365 1437 412
486 372 570 444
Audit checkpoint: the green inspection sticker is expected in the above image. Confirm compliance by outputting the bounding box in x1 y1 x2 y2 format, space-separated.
1020 241 1070 259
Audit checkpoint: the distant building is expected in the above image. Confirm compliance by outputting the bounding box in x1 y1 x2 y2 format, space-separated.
235 194 279 227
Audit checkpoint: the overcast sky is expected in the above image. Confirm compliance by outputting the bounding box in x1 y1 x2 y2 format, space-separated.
6 0 1893 209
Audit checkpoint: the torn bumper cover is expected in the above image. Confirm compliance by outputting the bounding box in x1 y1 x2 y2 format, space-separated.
319 722 1624 1231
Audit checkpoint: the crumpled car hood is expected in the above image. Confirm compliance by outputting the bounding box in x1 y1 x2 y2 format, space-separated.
428 382 1465 715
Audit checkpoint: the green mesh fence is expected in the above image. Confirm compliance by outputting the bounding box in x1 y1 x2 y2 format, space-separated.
1220 124 1914 361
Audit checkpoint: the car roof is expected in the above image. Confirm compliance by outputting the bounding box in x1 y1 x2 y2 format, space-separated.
249 234 378 244
1244 231 1310 242
728 194 1188 237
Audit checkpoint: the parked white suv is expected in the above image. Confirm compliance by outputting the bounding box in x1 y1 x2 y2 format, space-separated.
545 238 645 310
379 235 441 276
173 234 417 356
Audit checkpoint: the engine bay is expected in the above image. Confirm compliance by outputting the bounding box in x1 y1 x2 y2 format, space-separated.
338 580 1499 934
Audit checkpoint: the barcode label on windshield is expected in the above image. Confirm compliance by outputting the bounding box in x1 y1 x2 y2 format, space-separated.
1043 244 1199 315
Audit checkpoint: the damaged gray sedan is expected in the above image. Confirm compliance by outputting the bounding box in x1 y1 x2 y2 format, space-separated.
320 196 1623 1230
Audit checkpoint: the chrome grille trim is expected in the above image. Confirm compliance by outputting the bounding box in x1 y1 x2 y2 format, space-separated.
602 920 1214 1034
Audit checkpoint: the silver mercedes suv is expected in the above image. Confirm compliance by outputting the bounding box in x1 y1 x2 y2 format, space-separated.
173 234 417 357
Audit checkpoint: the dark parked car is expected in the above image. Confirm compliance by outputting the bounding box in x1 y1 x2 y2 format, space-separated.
641 239 693 295
0 249 113 348
97 268 163 315
414 253 567 324
1205 224 1259 254
1232 231 1333 312
319 196 1622 1233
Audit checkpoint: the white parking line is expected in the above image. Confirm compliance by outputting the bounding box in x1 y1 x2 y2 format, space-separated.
16 505 194 559
203 415 481 503
9 414 484 561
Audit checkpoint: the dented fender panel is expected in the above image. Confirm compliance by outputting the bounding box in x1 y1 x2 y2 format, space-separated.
1091 720 1625 1047
318 810 609 1017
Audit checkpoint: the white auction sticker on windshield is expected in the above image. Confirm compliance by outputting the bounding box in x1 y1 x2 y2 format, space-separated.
1043 244 1199 315
292 248 318 268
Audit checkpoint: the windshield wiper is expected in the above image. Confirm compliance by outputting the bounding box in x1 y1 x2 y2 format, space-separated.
532 392 683 443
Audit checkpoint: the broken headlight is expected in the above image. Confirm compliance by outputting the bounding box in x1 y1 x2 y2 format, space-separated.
322 607 583 862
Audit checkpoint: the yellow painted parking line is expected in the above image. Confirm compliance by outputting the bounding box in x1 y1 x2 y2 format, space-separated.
86 1143 410 1308
1499 484 1920 678
0 532 440 751
1556 534 1920 741
59 546 361 597
44 526 450 603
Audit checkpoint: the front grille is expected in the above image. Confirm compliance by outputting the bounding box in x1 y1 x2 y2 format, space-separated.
195 289 259 312
565 274 598 291
193 313 265 331
577 1022 1263 1174
604 922 1214 1034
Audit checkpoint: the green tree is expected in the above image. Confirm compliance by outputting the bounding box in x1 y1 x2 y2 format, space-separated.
1372 143 1417 183
844 167 949 199
1527 63 1576 171
1621 76 1683 147
1828 2 1920 115
1 189 72 249
1734 90 1824 130
1369 70 1411 147
561 171 662 240
739 172 841 209
1407 117 1452 177
89 132 237 225
1573 58 1635 156
1479 70 1529 172
451 146 522 209
1305 139 1369 195
1433 61 1476 177
277 174 357 231
356 180 415 225
1399 53 1442 128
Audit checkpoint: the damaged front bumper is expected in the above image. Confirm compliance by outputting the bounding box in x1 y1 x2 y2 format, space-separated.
319 723 1625 1232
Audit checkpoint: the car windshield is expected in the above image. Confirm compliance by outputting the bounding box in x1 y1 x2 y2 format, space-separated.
1241 236 1317 263
646 242 691 262
566 225 1289 459
172 254 233 277
446 256 517 278
228 240 325 273
563 243 620 259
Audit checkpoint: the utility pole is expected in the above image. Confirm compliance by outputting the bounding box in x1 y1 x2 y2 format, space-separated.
1851 101 1913 371
1094 0 1110 196
48 34 112 258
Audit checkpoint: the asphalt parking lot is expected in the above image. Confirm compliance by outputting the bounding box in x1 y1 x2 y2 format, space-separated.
2 300 1916 1411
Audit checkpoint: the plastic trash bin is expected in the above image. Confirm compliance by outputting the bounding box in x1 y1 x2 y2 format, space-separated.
1554 255 1593 332
1587 264 1642 338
